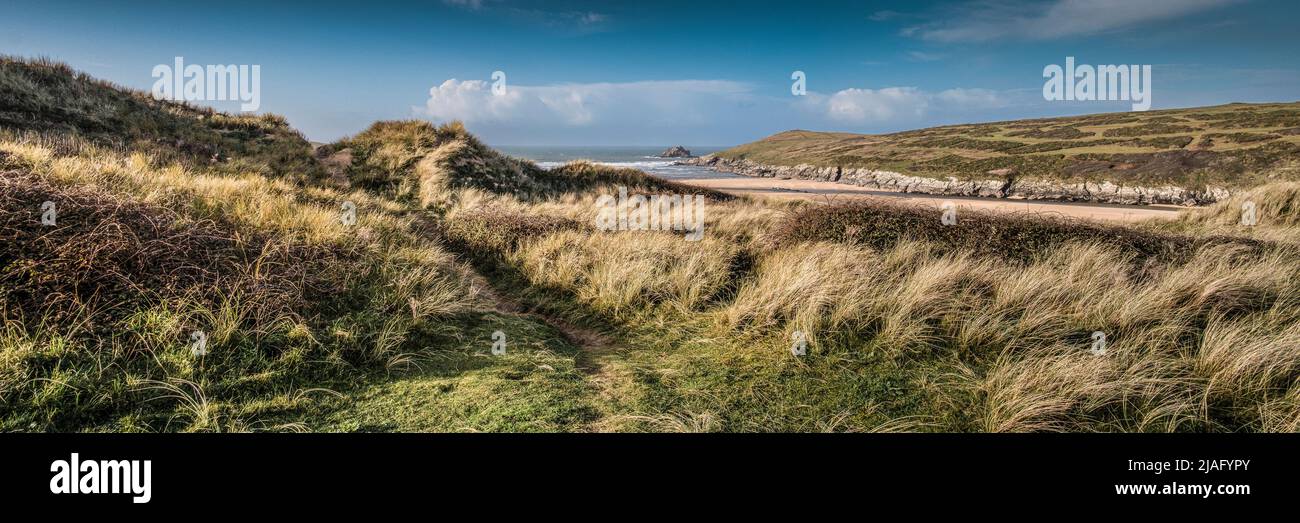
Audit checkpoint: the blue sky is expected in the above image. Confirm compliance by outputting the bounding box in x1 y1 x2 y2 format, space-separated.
2 0 1298 145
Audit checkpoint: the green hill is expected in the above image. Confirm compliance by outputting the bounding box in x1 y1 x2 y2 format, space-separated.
705 103 1300 195
0 56 321 181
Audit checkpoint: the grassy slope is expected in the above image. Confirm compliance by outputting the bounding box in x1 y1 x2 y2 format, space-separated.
0 58 601 432
435 180 1300 432
712 103 1300 189
0 57 322 182
4 58 1300 432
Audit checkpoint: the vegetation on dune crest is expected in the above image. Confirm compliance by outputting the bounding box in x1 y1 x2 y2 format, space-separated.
321 120 729 206
0 56 321 181
3 58 1300 432
0 132 597 432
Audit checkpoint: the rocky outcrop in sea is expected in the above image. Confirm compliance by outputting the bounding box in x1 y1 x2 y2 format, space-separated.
683 155 1229 206
658 146 694 158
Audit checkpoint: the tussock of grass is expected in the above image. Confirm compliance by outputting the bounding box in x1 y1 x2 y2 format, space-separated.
1162 182 1300 246
442 209 588 254
513 230 737 317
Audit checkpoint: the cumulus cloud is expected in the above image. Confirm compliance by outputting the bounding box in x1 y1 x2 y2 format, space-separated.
814 86 1009 124
419 79 523 122
414 77 1017 144
416 78 754 127
906 0 1241 42
825 87 930 123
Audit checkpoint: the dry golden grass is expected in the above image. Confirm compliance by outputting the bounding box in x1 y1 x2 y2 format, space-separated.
428 158 1300 432
0 135 487 430
514 229 736 317
7 67 1300 431
1160 181 1300 243
724 236 1300 431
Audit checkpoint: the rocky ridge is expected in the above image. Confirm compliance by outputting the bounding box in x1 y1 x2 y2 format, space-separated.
684 155 1230 205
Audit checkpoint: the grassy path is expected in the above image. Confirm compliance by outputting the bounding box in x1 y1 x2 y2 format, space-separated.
463 268 635 432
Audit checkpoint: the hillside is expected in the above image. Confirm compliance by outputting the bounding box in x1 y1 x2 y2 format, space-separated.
696 103 1300 205
0 56 322 181
4 57 1300 433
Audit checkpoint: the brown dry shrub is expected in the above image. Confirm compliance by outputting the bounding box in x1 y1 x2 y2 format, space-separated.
0 171 352 330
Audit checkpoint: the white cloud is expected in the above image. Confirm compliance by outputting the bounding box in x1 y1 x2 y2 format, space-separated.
907 0 1241 42
417 78 754 127
869 10 903 22
441 0 484 9
906 51 946 62
419 79 523 122
577 12 607 25
936 88 1008 108
414 77 1017 144
817 86 1008 124
826 87 930 123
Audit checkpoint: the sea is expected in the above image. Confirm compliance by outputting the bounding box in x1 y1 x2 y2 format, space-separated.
493 146 738 180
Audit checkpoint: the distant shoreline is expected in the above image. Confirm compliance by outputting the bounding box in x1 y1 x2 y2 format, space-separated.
682 155 1226 207
660 167 1185 223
